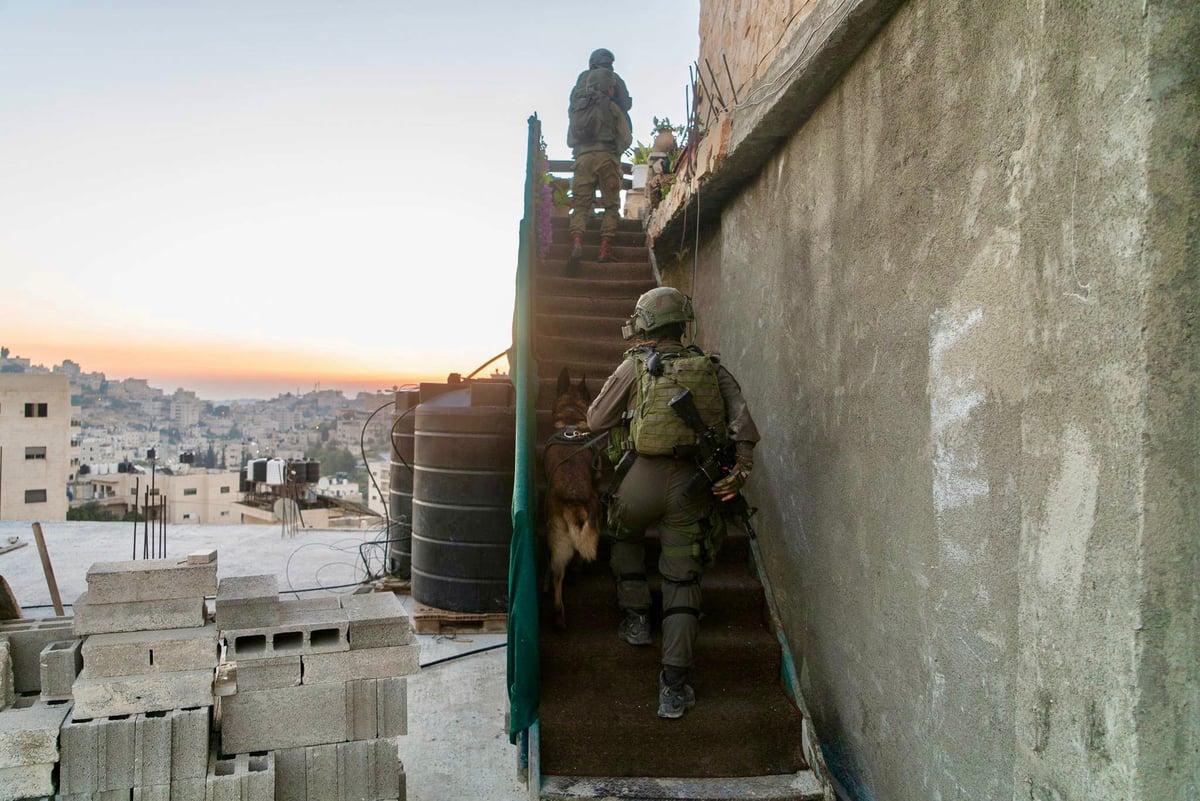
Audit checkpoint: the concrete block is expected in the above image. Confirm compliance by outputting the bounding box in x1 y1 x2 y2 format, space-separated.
86 558 218 604
304 743 337 801
215 575 280 631
376 677 407 738
81 625 219 678
233 656 300 692
223 606 349 662
0 616 74 693
274 746 307 801
0 762 52 799
338 738 371 801
172 778 208 801
171 706 211 780
342 592 412 650
346 678 377 742
188 549 218 564
0 642 13 710
39 638 83 698
72 669 214 718
135 710 172 786
0 697 71 767
220 684 348 753
74 591 206 636
133 784 171 801
59 714 99 794
208 750 275 801
373 737 404 801
283 596 341 613
301 643 420 685
96 713 135 791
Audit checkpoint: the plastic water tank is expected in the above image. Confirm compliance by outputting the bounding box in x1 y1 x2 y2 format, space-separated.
410 381 515 613
386 389 421 578
306 460 321 484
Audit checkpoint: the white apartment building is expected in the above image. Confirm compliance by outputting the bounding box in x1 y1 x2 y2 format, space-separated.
0 374 73 521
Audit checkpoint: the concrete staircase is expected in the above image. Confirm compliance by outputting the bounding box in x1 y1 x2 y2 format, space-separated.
531 214 819 799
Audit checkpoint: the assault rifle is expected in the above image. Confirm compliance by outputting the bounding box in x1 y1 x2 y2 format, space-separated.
668 388 757 539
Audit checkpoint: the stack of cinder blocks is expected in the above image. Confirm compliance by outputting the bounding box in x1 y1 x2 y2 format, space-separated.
215 576 415 801
60 552 224 801
0 608 79 798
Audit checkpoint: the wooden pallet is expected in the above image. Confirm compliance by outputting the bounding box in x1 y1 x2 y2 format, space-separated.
412 602 507 635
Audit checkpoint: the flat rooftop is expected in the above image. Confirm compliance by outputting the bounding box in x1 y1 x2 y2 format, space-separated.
0 519 526 801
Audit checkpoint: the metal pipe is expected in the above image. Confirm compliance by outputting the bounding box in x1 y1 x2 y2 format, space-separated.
722 53 740 104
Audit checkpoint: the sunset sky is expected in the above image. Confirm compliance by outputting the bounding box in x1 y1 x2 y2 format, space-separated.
1 2 699 400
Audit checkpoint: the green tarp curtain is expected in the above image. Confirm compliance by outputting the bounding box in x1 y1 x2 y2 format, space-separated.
508 115 541 742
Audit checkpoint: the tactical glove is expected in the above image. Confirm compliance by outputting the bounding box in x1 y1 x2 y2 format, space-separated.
712 454 752 498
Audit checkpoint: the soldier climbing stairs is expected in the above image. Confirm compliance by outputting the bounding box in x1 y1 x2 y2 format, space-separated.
525 209 824 800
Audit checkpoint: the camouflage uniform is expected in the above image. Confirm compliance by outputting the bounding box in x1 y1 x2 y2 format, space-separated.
569 68 632 239
586 338 759 672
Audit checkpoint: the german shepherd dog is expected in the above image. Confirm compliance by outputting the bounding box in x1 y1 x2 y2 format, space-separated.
543 367 602 630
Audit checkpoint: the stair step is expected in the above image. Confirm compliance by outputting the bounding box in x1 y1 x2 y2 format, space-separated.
551 215 645 234
535 295 637 319
535 334 629 366
535 313 629 339
537 276 657 298
536 259 653 281
549 229 645 248
535 357 621 386
539 772 825 801
538 622 804 778
546 243 647 263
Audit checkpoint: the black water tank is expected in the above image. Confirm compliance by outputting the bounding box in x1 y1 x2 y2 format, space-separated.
306 460 321 483
410 381 515 613
251 459 268 482
386 389 421 578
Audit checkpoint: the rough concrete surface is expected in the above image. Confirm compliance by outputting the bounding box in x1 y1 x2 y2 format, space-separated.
665 0 1199 799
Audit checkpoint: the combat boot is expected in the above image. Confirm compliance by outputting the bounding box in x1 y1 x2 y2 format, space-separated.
566 233 584 271
618 608 651 646
657 669 696 719
597 235 619 263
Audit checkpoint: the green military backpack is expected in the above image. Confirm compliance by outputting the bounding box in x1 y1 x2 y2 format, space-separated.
567 68 632 152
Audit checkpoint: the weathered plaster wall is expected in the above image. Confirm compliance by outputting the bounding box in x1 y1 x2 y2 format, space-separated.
669 1 1198 799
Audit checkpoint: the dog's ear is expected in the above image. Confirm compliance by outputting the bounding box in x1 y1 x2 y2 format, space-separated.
556 367 571 397
577 374 592 404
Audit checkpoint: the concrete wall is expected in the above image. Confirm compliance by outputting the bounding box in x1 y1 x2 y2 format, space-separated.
666 1 1198 798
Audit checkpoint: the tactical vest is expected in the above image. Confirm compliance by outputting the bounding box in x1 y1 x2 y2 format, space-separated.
626 345 726 457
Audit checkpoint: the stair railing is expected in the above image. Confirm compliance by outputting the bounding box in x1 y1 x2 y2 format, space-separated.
508 114 542 758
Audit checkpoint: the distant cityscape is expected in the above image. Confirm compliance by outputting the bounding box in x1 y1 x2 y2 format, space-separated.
1 348 398 470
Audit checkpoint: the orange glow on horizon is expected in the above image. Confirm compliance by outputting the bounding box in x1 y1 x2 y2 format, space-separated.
1 337 507 399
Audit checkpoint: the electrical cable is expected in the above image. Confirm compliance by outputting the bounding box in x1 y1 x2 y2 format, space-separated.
419 641 508 669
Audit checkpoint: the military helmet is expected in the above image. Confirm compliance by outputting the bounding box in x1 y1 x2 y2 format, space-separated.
589 48 616 69
624 287 694 339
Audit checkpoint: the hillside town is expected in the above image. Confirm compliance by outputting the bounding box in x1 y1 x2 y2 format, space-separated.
0 349 399 524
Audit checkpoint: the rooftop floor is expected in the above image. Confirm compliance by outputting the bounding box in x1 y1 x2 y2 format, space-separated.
0 519 526 801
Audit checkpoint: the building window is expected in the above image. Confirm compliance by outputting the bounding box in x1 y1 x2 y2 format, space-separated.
24 489 47 504
24 403 48 418
183 488 198 496
220 486 231 494
219 510 230 517
182 513 193 520
25 447 46 460
131 488 137 496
